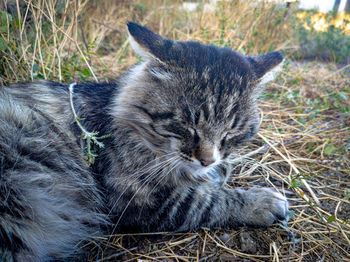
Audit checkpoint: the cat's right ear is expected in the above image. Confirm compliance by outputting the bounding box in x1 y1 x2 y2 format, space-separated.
127 22 172 62
248 51 284 86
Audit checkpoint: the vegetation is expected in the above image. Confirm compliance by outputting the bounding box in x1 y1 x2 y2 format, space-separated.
293 10 350 63
0 0 349 261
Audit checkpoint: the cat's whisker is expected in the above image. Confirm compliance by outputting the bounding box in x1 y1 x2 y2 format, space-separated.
112 152 178 183
136 157 182 220
111 156 182 233
114 153 179 184
109 165 172 236
107 154 180 219
113 116 144 122
226 152 276 179
149 157 181 191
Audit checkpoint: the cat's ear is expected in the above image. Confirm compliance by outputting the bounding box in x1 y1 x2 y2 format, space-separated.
127 22 172 62
248 52 284 85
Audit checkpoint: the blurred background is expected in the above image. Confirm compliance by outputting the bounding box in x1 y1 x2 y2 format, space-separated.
0 0 349 84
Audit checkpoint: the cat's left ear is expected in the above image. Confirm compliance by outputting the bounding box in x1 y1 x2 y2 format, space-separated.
248 52 284 86
127 22 172 62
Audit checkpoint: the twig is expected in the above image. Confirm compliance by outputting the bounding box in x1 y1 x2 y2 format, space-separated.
68 82 110 165
96 247 137 261
324 63 350 79
29 2 98 81
257 133 321 206
91 19 120 32
198 253 215 261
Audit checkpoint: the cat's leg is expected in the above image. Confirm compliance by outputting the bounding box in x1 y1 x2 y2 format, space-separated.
150 184 289 231
211 186 289 228
158 163 288 230
112 174 288 232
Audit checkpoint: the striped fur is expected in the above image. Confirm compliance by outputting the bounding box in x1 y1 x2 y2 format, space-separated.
0 22 287 261
0 83 107 261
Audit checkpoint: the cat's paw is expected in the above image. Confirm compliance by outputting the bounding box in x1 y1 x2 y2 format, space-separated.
241 187 289 227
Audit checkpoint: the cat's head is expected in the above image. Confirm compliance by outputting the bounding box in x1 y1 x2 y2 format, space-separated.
113 22 283 183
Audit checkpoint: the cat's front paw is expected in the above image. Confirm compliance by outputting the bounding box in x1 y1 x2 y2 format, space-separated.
241 188 289 227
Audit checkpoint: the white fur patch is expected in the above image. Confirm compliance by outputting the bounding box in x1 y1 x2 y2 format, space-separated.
111 62 148 119
149 68 173 81
212 146 221 166
258 59 284 86
128 32 153 59
180 145 222 181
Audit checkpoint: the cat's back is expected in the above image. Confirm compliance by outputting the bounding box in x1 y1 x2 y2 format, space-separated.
0 80 80 176
0 81 106 261
0 82 82 173
1 80 72 124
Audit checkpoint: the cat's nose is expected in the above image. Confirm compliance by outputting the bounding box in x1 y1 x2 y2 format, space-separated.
195 144 218 166
199 158 215 167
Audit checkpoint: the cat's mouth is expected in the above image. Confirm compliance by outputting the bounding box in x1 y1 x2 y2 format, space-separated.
177 157 226 184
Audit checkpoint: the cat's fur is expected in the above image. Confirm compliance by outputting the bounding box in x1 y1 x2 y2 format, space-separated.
0 22 287 261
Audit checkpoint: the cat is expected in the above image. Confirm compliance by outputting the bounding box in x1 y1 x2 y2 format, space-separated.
0 22 288 261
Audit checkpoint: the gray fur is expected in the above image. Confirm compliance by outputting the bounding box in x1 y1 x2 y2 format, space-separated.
0 22 287 261
0 86 106 261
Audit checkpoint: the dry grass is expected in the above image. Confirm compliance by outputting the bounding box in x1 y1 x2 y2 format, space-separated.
1 0 349 261
0 0 293 83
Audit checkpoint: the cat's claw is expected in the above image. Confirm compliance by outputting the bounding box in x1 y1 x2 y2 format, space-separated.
241 188 289 227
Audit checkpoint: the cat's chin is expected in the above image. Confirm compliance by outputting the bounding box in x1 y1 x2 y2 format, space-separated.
178 161 224 184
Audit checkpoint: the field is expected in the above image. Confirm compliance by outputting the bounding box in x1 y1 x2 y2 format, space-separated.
1 0 349 261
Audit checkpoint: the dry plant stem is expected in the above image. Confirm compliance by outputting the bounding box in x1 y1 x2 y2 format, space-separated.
205 231 270 260
16 0 27 64
96 247 138 262
257 133 299 174
69 83 110 165
91 18 121 32
335 201 350 245
257 133 321 206
69 83 85 132
47 0 58 77
113 38 130 65
29 0 98 81
270 241 280 262
31 1 47 79
324 63 350 79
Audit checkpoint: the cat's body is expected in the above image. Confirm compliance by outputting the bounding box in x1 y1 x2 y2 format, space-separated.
0 22 288 261
0 82 107 261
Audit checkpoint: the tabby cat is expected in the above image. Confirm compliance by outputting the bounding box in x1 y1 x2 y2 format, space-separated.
0 22 288 261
